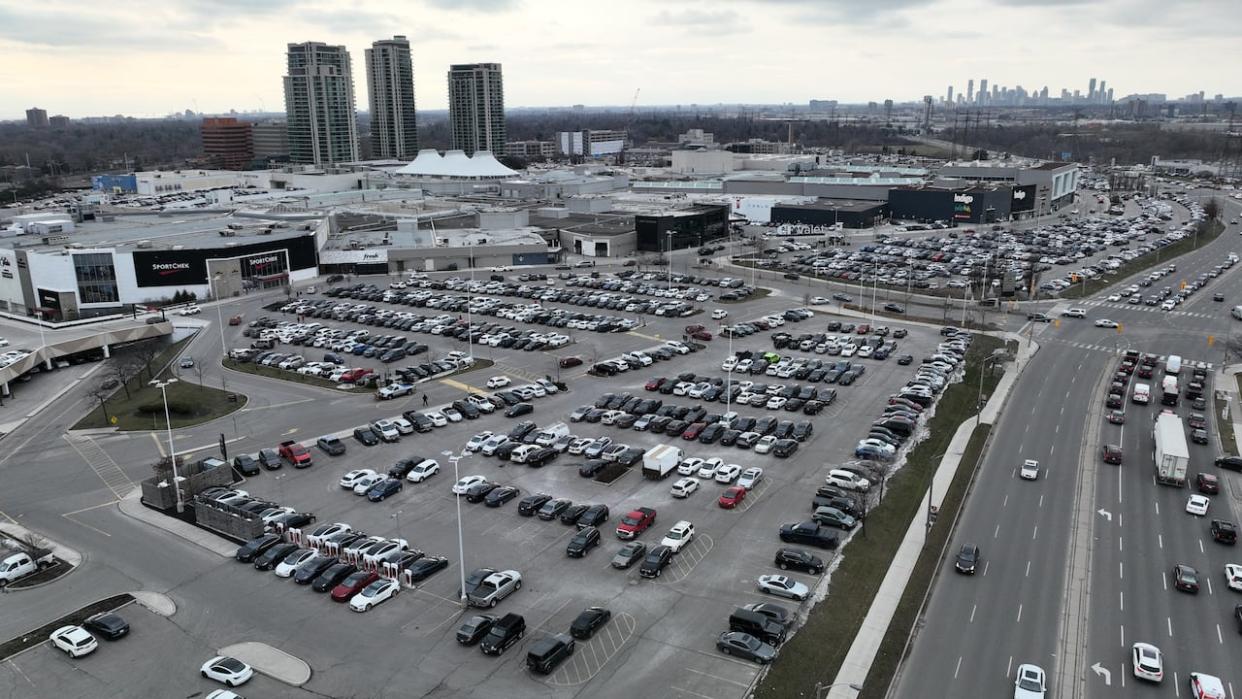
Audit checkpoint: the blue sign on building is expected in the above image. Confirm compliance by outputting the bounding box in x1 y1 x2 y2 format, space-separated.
91 174 137 193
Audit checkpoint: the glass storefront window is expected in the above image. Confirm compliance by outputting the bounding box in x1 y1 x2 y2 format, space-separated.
73 253 119 304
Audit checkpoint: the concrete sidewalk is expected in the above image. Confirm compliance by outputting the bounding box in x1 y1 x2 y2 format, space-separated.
0 521 83 567
117 490 235 558
220 641 312 686
826 337 1038 699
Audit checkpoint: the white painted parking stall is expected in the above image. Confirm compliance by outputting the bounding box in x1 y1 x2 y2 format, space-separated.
544 612 638 686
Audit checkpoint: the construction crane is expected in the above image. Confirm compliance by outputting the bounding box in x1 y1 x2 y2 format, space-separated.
616 88 640 166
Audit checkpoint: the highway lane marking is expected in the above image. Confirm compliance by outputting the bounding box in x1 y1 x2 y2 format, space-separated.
1007 656 1013 679
1206 577 1213 595
1119 536 1123 552
969 604 976 623
1167 617 1173 638
1120 624 1125 647
1163 572 1168 590
1155 501 1160 515
1055 423 1059 434
1038 495 1043 508
993 524 1000 539
1025 561 1030 577
1158 534 1164 549
1049 444 1055 455
983 561 990 576
1119 562 1123 580
1218 624 1224 644
1016 604 1023 623
1120 591 1124 611
1200 539 1205 554
1002 494 1008 508
1032 525 1038 540
954 656 962 678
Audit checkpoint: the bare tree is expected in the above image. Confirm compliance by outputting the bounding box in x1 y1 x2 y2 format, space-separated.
87 384 112 424
134 341 161 382
105 356 140 400
193 360 206 389
18 531 48 556
1205 197 1222 222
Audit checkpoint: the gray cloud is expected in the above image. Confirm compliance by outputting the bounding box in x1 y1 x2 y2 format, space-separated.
0 7 219 50
654 9 745 31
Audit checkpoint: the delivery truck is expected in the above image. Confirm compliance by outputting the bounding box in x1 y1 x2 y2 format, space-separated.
1154 410 1190 486
1160 376 1179 407
642 444 684 480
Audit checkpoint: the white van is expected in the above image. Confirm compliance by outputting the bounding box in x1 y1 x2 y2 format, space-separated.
826 469 871 492
1166 355 1182 375
1232 305 1242 320
1132 383 1151 405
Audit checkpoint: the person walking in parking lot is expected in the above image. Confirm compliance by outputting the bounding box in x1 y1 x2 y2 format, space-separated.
423 393 429 407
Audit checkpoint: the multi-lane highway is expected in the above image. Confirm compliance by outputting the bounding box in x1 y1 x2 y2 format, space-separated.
894 192 1242 698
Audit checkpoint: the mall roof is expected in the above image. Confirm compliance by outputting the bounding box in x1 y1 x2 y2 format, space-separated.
396 149 518 179
0 213 316 253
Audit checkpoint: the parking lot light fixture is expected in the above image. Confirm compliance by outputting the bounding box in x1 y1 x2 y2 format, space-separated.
149 378 183 513
443 449 468 605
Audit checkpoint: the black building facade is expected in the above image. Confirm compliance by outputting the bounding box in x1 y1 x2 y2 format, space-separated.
635 204 729 253
887 186 1013 224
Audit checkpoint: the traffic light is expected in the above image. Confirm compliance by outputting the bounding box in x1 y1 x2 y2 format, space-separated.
1208 335 1215 347
1116 323 1123 333
1054 319 1061 328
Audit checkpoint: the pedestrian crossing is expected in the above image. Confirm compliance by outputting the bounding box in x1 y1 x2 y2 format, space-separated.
63 433 135 500
1077 298 1219 320
1045 338 1216 370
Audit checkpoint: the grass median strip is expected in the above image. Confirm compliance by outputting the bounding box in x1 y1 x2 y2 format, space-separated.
755 335 1006 698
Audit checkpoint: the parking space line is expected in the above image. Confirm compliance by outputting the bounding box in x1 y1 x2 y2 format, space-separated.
684 667 751 688
671 686 718 699
545 612 637 687
735 479 771 512
655 534 715 585
6 660 34 688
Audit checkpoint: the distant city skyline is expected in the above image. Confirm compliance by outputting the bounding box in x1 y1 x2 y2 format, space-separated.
1 0 1239 120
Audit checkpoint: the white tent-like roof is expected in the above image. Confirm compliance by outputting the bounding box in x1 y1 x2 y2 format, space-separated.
396 149 518 179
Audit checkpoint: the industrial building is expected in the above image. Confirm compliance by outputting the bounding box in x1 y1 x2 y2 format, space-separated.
937 161 1079 214
556 130 627 158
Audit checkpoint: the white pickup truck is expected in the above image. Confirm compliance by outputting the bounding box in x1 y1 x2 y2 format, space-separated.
0 549 55 586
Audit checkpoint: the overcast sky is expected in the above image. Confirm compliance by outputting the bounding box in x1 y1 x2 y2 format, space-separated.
2 0 1239 119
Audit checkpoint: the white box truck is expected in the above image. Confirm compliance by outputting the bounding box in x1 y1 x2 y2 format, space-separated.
1154 410 1190 486
642 444 684 480
1160 375 1179 406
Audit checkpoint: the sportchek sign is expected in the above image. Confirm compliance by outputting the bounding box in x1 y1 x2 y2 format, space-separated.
133 251 208 286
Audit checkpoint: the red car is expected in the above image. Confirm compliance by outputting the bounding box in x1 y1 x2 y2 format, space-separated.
691 330 713 341
559 356 583 368
856 324 870 335
684 324 705 334
279 440 313 467
340 368 373 384
1137 366 1153 379
1101 444 1123 464
1172 564 1199 593
330 570 379 602
615 507 657 539
645 378 666 392
719 486 746 509
228 314 243 326
1198 473 1220 494
682 422 706 440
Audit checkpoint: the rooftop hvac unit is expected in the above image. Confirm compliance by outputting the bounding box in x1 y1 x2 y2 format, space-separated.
136 240 152 248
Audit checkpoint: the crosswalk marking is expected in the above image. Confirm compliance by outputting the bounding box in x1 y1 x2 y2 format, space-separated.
1078 299 1217 319
1045 338 1215 369
64 433 135 500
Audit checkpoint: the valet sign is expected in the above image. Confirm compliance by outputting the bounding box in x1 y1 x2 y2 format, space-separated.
953 193 974 220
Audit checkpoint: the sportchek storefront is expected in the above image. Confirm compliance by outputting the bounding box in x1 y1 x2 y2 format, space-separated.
0 234 319 320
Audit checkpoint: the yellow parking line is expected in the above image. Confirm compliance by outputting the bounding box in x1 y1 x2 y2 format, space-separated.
626 330 663 341
439 377 484 394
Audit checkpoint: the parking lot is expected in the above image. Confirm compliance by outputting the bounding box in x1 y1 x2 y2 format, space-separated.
201 276 956 698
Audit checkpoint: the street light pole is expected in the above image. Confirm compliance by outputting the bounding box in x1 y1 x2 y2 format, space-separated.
815 681 863 698
212 273 227 358
151 378 184 513
444 450 468 605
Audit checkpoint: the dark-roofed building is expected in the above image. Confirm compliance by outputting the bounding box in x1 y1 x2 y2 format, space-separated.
635 204 729 253
770 199 888 229
887 185 1012 224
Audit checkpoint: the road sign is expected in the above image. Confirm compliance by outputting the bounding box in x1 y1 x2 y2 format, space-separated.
110 416 118 425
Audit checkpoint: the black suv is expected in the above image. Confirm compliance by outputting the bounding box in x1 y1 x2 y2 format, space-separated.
955 544 981 574
1211 520 1237 545
480 613 526 655
526 633 575 674
257 448 282 470
639 545 674 578
566 527 601 558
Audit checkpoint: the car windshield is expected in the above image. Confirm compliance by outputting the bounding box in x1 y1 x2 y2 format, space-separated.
220 658 245 673
622 515 640 525
1017 674 1041 690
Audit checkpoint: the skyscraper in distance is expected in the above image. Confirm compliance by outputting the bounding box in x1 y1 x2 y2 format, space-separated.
26 108 49 128
283 41 359 165
448 63 505 156
979 79 988 103
1088 77 1097 102
366 35 419 160
967 79 974 104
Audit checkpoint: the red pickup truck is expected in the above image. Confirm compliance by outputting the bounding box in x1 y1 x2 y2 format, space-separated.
279 440 313 468
615 507 657 539
339 368 373 384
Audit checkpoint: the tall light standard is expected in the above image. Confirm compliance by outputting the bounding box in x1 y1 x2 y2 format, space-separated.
442 449 469 605
666 231 675 290
975 355 1003 426
816 681 862 698
211 271 231 358
150 377 184 513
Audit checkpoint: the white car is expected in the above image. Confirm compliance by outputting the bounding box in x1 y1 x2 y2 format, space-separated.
1094 319 1119 328
424 411 448 428
697 460 722 479
274 548 319 577
392 418 414 435
340 469 379 489
1019 459 1040 480
766 396 788 410
715 463 743 484
201 656 253 687
1131 642 1164 683
711 309 728 319
1106 294 1122 302
1013 663 1046 698
466 431 494 453
810 296 830 305
661 521 696 553
754 436 778 454
205 691 244 699
406 459 439 483
481 434 510 455
352 473 386 495
1061 308 1087 318
678 457 704 476
671 477 699 498
1161 299 1177 311
178 304 202 315
756 574 809 601
486 376 511 389
350 578 401 612
442 408 464 423
453 475 488 495
1226 563 1242 591
1186 494 1210 516
737 467 764 489
49 625 97 658
306 522 351 546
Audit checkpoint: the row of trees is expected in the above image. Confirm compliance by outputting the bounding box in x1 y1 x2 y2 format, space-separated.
960 123 1229 165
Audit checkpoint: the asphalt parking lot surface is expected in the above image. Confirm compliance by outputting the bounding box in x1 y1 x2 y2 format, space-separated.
0 603 317 698
209 290 948 698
